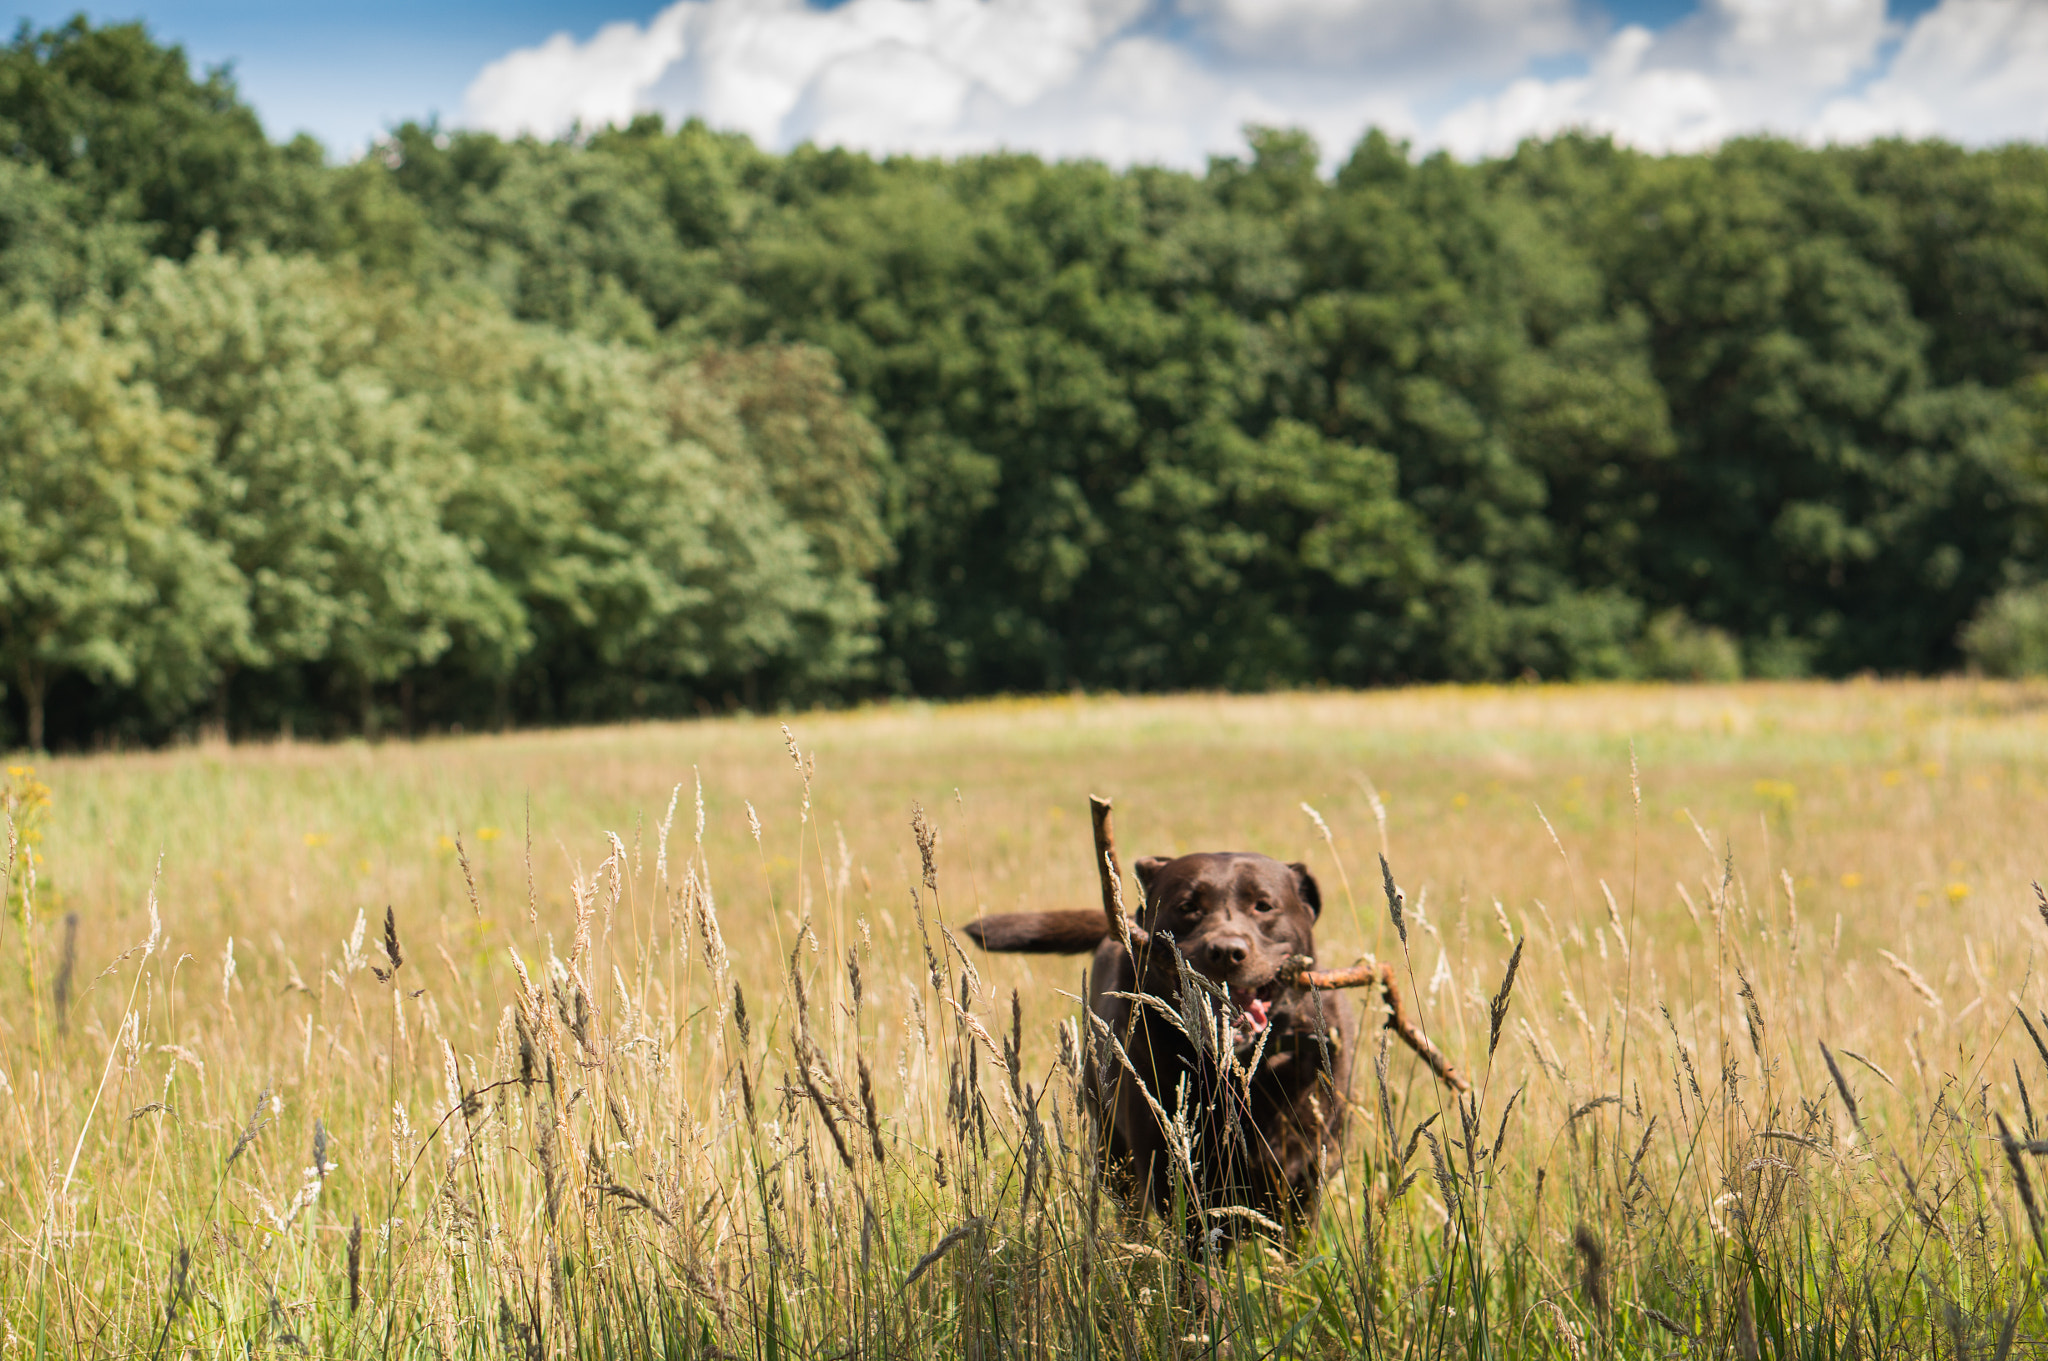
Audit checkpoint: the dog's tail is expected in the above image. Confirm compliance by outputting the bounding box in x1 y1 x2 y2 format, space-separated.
963 910 1113 954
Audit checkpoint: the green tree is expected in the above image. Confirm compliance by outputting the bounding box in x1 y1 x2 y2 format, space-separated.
0 304 244 748
0 158 148 310
1269 133 1673 680
378 120 715 337
673 343 893 682
0 18 288 257
386 303 887 721
1841 139 2048 391
111 245 524 733
1566 139 2033 672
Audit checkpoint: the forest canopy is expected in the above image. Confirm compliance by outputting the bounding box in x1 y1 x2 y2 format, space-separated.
4 18 2048 746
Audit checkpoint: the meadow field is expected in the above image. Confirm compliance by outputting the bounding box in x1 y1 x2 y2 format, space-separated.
4 681 2047 1357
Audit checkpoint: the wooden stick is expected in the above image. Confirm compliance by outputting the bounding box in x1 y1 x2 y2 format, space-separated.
1293 963 1385 990
1283 957 1469 1093
1088 795 1123 922
1090 794 1151 952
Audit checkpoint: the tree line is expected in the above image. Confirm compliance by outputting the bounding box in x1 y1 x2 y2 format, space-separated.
4 18 2047 747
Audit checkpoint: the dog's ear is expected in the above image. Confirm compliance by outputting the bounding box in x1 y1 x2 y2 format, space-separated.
1288 863 1323 919
1133 856 1170 903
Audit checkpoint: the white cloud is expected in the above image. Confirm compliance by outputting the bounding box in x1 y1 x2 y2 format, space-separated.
1657 0 1892 92
460 0 2048 167
1816 0 2048 144
1434 0 1902 156
465 8 693 137
461 0 1566 164
1182 0 1586 73
468 0 1157 154
1435 0 2048 157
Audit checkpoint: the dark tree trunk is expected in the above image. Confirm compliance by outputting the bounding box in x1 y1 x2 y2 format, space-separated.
210 665 236 742
20 662 46 752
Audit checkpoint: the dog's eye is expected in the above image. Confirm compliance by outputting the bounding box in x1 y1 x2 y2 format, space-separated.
1253 900 1274 914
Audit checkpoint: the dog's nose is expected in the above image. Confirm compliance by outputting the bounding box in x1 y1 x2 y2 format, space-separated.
1203 934 1251 970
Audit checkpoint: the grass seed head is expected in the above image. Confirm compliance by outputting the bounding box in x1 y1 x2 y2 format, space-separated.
515 1008 536 1086
227 1087 271 1168
372 905 403 982
1997 1113 2044 1247
2017 1007 2048 1078
1489 935 1524 1057
456 835 480 916
1380 854 1406 947
858 1055 885 1163
163 1242 190 1329
346 1215 361 1313
1736 966 1765 1055
912 802 938 893
1490 1085 1524 1160
1600 881 1629 962
1820 1042 1861 1130
1573 1224 1607 1316
800 1059 854 1170
1878 949 1942 1009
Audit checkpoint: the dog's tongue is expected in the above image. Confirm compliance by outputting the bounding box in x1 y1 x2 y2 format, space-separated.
1233 990 1270 1037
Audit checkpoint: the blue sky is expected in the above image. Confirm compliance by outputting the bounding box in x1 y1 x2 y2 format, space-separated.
10 0 2029 163
11 2 609 148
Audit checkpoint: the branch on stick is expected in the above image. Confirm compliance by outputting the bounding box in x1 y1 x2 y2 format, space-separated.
1090 794 1150 951
1280 956 1470 1093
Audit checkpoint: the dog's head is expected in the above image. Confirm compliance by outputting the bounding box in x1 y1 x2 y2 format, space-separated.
1132 852 1322 1041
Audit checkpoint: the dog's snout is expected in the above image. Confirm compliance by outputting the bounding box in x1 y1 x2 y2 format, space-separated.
1202 933 1252 970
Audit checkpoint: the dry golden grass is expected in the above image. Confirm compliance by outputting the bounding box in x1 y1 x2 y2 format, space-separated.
6 679 2048 1356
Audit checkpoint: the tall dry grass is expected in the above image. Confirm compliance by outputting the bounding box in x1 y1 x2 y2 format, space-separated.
3 681 2047 1356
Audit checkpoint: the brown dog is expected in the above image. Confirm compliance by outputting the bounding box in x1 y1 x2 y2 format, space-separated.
966 852 1348 1251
